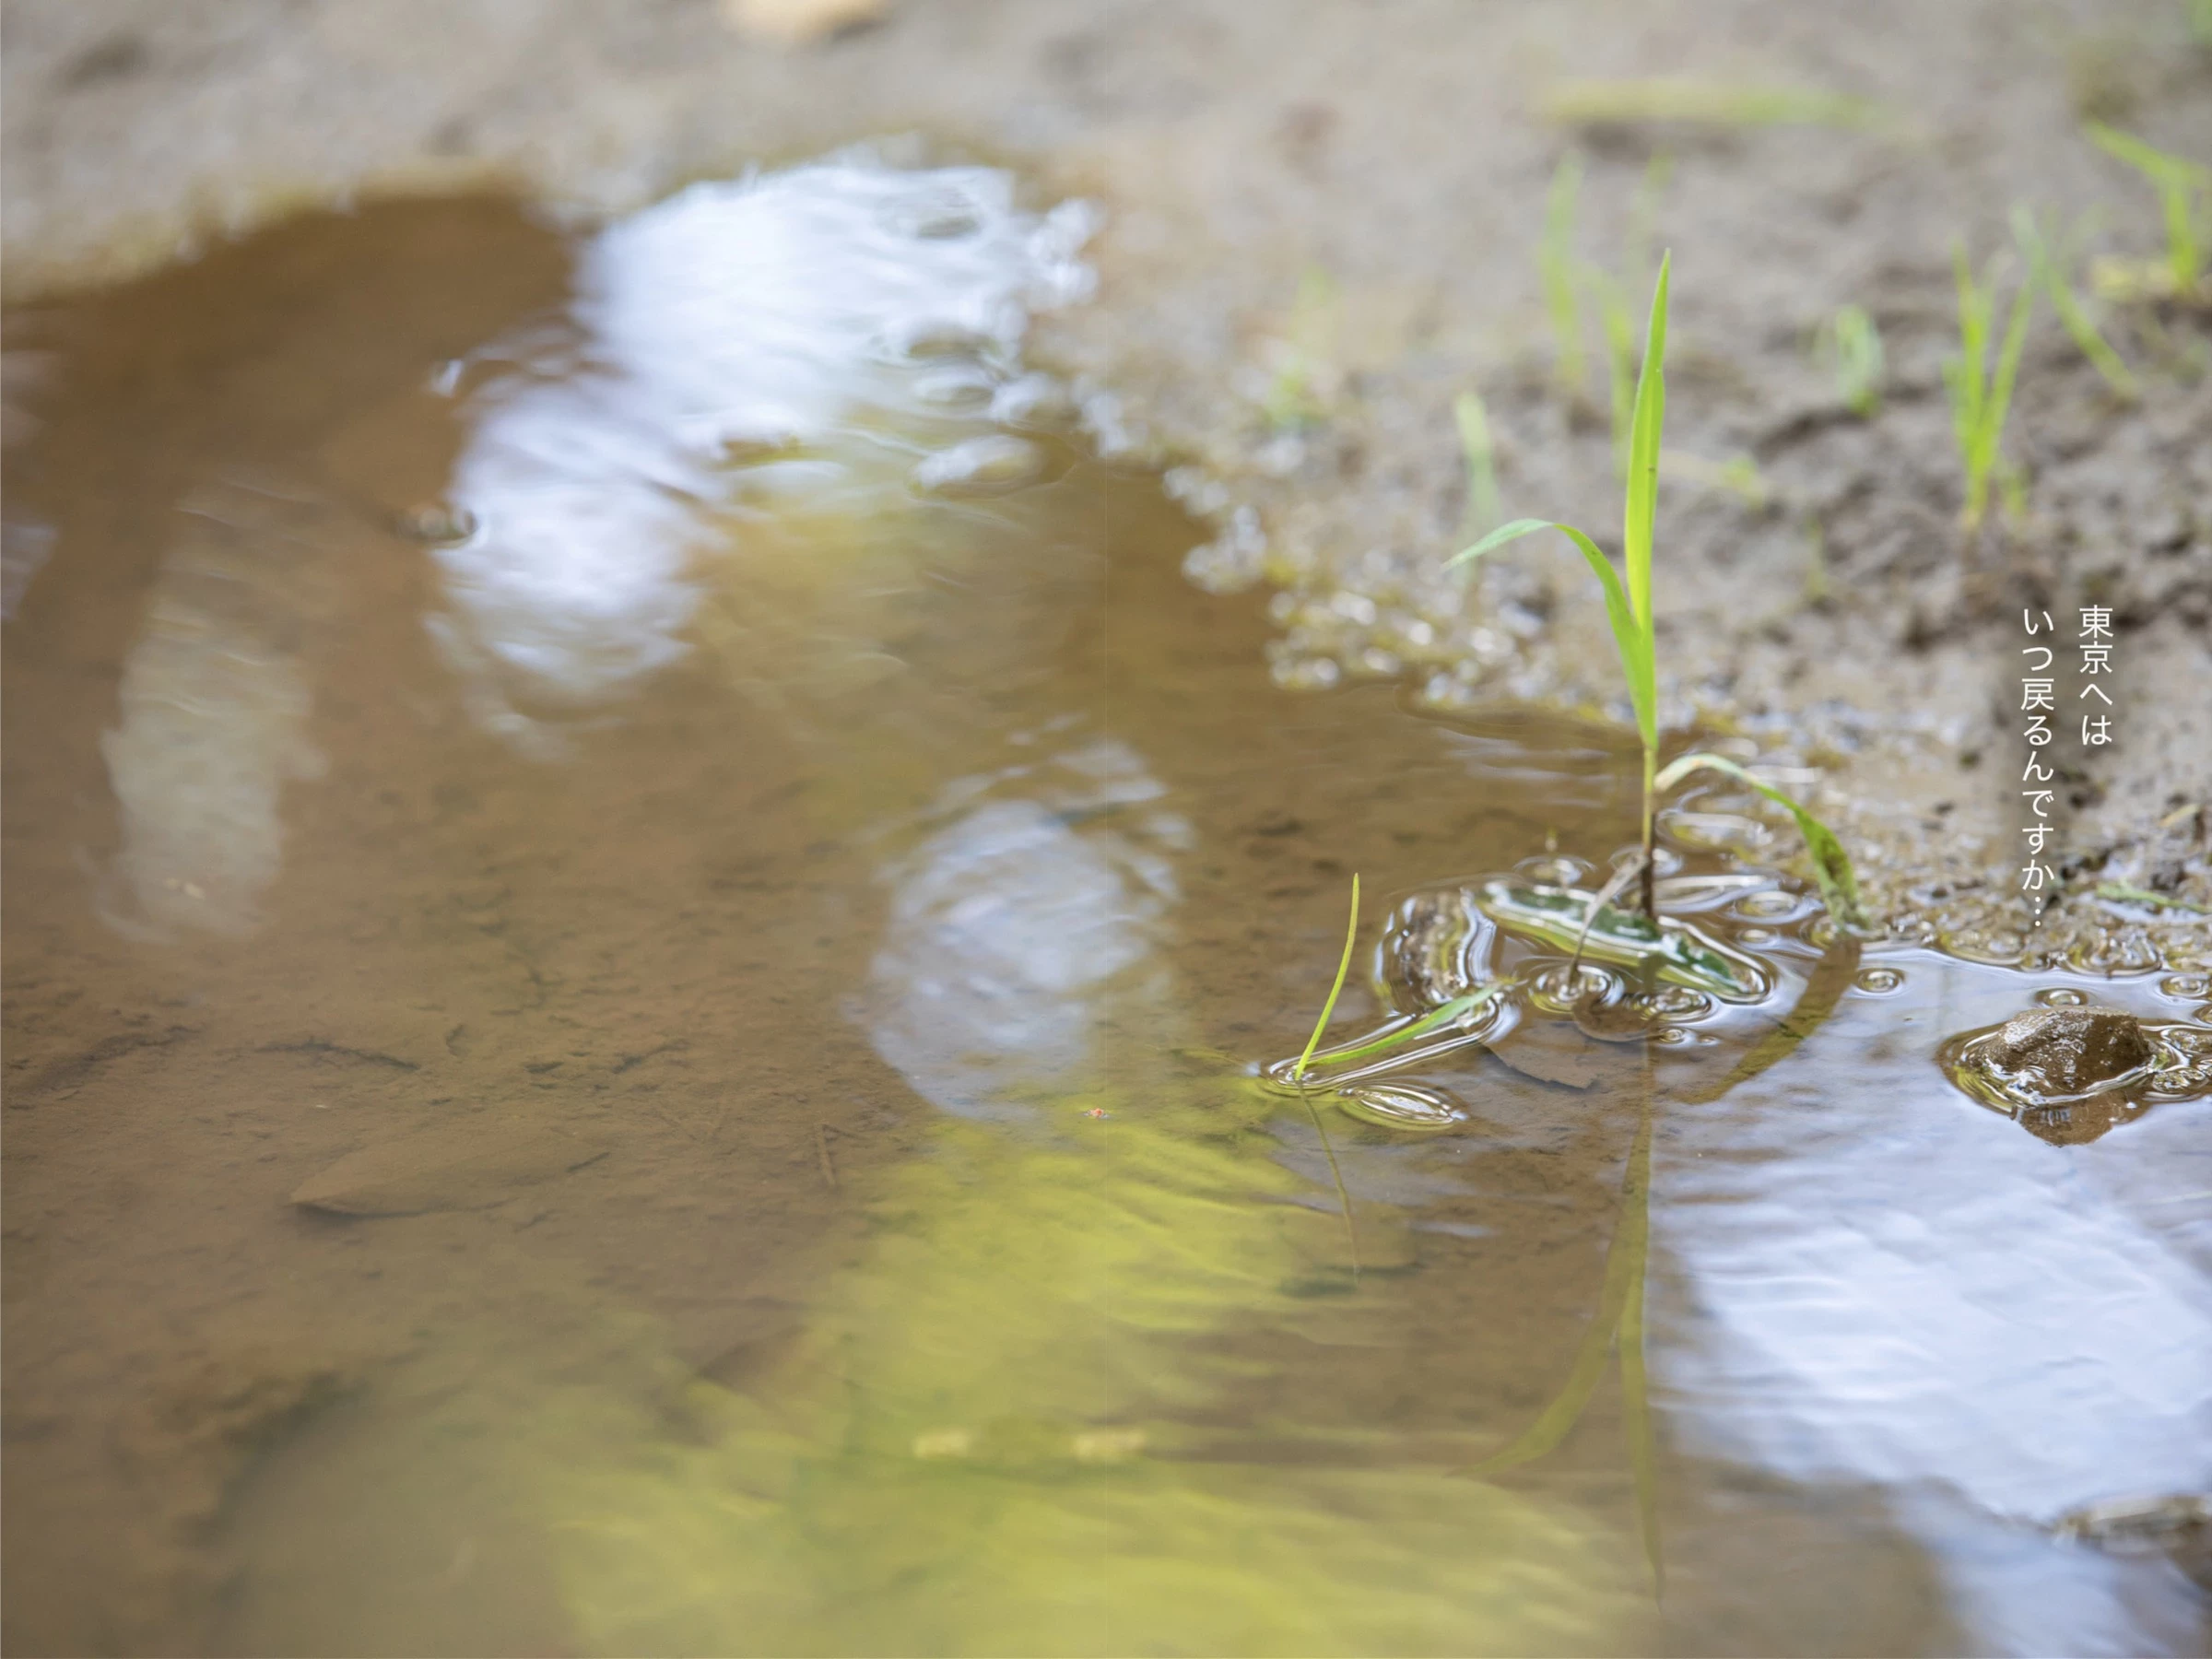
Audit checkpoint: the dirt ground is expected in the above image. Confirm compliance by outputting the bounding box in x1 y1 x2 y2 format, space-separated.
6 0 2211 936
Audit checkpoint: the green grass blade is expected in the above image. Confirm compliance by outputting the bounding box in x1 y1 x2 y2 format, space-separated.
2084 122 2211 293
2012 206 2138 400
1294 875 1361 1080
1455 521 1654 752
1983 267 2035 494
1654 752 1868 933
1623 253 1672 634
2085 121 2212 189
1945 243 1986 455
1556 526 1657 753
1450 516 1558 566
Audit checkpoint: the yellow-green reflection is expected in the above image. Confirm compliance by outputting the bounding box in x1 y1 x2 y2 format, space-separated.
525 1085 1642 1655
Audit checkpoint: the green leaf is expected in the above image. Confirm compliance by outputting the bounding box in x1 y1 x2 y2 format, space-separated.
1455 520 1654 753
1623 253 1671 634
1449 517 1558 567
2084 121 2212 189
2012 206 2137 402
1293 875 1361 1081
1654 751 1870 934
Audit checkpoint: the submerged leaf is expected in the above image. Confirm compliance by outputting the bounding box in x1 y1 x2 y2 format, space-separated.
1285 981 1513 1075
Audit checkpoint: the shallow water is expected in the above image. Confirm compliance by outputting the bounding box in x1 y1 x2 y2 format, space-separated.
4 169 2208 1656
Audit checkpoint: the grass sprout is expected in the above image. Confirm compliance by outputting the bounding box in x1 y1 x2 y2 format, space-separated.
1942 242 2035 532
1541 153 1588 394
1454 391 1503 538
1814 303 1885 417
2085 121 2212 302
2013 206 2139 400
1453 255 1866 935
1455 251 1669 919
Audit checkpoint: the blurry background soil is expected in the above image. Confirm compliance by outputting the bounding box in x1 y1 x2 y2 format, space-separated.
6 0 2211 911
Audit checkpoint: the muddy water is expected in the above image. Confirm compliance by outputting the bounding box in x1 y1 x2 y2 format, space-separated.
4 174 2208 1658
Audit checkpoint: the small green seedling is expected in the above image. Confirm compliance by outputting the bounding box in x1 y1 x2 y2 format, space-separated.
2085 122 2211 302
2013 206 2139 400
1456 253 1670 919
1453 255 1867 935
1815 303 1886 417
1540 153 1589 395
1454 391 1502 538
1942 242 2035 532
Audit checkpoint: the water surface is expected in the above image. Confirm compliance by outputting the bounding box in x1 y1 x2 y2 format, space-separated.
4 168 2207 1656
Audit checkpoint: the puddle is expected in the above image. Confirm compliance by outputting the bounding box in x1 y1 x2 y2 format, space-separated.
5 163 2210 1655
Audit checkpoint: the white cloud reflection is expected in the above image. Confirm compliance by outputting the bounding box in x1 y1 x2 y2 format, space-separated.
859 739 1186 1120
1655 962 2212 1653
429 157 1097 743
98 482 330 936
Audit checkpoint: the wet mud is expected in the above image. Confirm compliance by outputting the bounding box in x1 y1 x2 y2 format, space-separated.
6 182 2211 1655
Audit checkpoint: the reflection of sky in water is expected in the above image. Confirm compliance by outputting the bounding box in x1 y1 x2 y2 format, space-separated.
860 739 1187 1120
1656 958 2212 1653
430 158 1096 737
99 482 329 936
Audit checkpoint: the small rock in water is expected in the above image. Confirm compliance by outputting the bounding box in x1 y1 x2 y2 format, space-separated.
1983 1006 2155 1098
290 1118 608 1217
